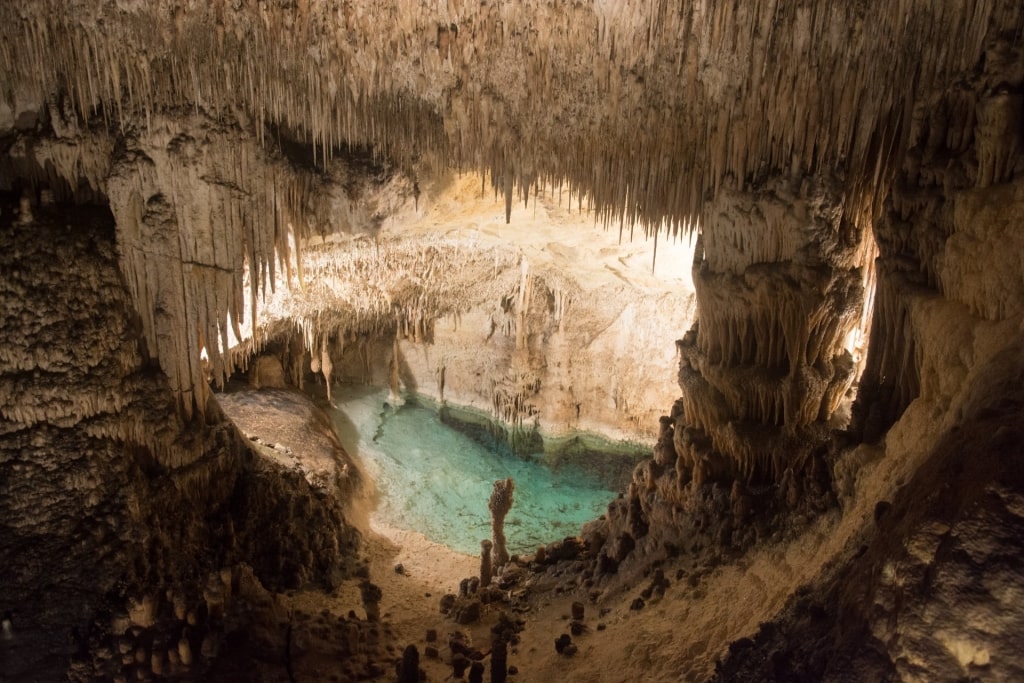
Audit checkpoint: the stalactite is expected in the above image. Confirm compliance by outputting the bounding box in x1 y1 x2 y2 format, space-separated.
515 257 532 352
3 0 1015 239
321 342 333 402
388 336 401 403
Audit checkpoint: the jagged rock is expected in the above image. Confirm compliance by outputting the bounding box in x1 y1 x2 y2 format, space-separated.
545 537 585 563
478 587 506 605
496 565 524 590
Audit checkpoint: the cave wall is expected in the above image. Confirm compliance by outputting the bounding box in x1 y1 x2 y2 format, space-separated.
856 82 1024 440
321 286 693 444
713 215 1024 681
0 201 360 679
839 80 1024 678
249 224 696 445
710 30 1024 682
403 283 693 443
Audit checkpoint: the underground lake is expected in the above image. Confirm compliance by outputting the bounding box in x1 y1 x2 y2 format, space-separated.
328 385 648 556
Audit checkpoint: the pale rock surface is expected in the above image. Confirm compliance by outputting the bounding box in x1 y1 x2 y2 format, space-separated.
246 172 697 444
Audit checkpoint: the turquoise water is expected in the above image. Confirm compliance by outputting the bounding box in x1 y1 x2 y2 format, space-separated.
329 386 622 556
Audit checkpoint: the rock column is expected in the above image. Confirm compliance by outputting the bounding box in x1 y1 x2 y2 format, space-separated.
489 478 516 568
675 174 873 483
596 174 874 567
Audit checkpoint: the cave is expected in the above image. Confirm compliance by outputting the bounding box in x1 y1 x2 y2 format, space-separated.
2 2 1023 681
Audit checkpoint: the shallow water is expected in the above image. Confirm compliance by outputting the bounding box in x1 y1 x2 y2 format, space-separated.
329 385 623 556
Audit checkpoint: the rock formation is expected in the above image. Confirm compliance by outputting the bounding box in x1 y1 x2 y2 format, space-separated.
490 634 508 683
480 539 494 588
0 204 360 680
488 478 516 569
397 644 419 683
1 0 1023 680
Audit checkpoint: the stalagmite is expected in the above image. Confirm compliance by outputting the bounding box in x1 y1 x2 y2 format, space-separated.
491 634 508 683
489 478 515 569
398 644 419 683
360 581 382 623
388 337 401 404
480 539 493 588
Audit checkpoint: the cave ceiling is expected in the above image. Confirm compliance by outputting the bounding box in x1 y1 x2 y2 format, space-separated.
3 1 1019 221
1 0 1021 419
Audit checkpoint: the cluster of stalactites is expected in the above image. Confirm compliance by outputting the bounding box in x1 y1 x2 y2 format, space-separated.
229 232 535 405
1 0 1018 426
2 112 333 420
234 237 574 434
692 266 864 378
2 0 1018 236
104 121 324 419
